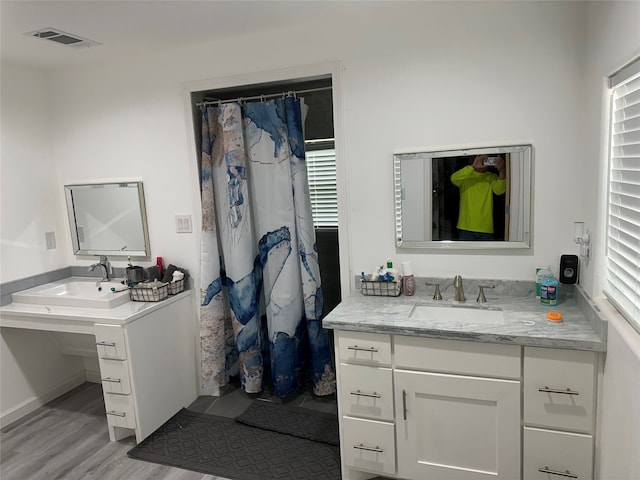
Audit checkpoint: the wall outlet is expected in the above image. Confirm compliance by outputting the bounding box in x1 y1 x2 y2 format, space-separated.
175 215 193 233
45 231 56 250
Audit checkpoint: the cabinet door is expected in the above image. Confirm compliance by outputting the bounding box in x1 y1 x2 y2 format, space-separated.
395 370 520 480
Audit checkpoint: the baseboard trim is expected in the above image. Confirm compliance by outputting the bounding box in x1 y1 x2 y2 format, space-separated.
0 371 87 428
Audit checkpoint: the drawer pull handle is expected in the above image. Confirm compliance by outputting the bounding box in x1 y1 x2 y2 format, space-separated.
350 390 381 399
353 443 383 453
347 345 379 353
106 410 126 417
96 341 116 347
101 377 121 383
538 386 579 396
402 389 407 420
538 467 578 478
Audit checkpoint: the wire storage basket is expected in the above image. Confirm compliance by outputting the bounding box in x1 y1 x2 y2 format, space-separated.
360 279 402 297
168 278 184 295
130 282 169 302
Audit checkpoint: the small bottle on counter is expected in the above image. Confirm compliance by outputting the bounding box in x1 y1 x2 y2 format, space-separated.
156 257 164 279
540 271 559 306
401 261 415 296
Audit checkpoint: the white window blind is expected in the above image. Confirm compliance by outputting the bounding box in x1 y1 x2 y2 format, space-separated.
606 59 640 329
305 148 338 228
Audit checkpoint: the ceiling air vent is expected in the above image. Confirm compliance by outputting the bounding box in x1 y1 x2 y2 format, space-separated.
24 28 101 49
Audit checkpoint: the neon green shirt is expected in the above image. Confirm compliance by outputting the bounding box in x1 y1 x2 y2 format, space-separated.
450 166 506 234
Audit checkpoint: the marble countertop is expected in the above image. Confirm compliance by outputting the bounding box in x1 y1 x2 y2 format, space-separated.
322 287 607 352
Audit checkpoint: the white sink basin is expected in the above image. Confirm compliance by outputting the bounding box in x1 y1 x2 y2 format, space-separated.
409 303 505 325
11 278 130 309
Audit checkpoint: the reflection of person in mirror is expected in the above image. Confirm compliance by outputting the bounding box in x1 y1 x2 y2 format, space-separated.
450 155 506 240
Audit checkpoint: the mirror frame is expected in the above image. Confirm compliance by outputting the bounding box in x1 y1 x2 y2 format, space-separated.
394 143 533 251
64 181 151 257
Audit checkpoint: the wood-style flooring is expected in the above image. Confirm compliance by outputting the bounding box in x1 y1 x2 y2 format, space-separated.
1 381 338 480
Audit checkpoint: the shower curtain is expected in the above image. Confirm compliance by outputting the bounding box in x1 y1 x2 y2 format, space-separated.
199 97 336 398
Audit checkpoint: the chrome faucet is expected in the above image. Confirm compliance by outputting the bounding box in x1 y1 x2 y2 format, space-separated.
90 255 110 282
453 275 465 302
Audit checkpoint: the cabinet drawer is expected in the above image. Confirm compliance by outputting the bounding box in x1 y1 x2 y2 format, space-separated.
339 364 393 421
337 331 391 366
395 336 521 379
99 358 132 395
524 347 596 433
103 393 136 429
94 324 127 360
524 427 593 480
342 416 396 475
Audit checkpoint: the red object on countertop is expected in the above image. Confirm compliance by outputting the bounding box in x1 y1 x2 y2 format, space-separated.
156 257 164 278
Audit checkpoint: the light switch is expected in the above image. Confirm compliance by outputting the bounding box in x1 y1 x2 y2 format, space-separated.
175 215 193 233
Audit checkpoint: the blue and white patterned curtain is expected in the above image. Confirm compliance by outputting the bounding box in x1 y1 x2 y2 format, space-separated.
199 97 336 398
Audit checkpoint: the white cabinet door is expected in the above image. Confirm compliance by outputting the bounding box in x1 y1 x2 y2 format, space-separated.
395 369 520 480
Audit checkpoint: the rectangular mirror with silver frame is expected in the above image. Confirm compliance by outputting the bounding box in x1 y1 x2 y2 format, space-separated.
394 144 532 250
64 181 151 257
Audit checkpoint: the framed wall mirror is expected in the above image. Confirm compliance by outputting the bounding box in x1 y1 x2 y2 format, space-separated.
64 181 151 257
394 144 532 250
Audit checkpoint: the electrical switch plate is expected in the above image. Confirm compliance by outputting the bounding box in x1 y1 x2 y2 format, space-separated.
45 231 56 250
175 215 193 233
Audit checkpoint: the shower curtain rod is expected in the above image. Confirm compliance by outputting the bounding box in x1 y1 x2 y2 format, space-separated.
196 86 332 107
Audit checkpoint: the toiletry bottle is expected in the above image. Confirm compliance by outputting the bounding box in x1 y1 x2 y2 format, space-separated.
156 257 164 279
540 271 559 306
403 275 415 296
401 261 415 296
535 266 551 299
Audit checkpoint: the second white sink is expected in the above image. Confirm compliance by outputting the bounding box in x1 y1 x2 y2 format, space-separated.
409 303 505 325
11 278 130 309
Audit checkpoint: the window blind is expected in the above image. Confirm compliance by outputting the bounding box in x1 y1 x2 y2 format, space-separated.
305 148 338 228
606 59 640 329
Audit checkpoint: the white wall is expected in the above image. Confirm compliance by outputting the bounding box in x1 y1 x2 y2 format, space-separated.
583 2 640 478
0 62 87 426
0 62 69 283
44 1 588 287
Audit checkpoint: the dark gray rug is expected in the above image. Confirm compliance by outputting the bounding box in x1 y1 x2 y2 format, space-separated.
235 399 340 446
127 407 341 480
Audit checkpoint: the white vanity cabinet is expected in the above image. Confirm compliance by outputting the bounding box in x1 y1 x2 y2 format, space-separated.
394 337 521 480
335 332 521 480
523 346 598 480
95 293 197 443
334 331 601 480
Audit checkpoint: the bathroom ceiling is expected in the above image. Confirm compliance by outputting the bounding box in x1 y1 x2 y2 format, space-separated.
0 0 365 70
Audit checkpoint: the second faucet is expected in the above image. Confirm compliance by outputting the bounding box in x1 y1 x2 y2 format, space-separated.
453 275 465 302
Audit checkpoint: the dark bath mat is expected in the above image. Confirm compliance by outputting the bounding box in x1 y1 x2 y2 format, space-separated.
235 399 340 446
127 408 340 480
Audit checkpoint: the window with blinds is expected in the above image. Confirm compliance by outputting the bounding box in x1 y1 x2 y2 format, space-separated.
305 148 338 228
606 57 640 330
